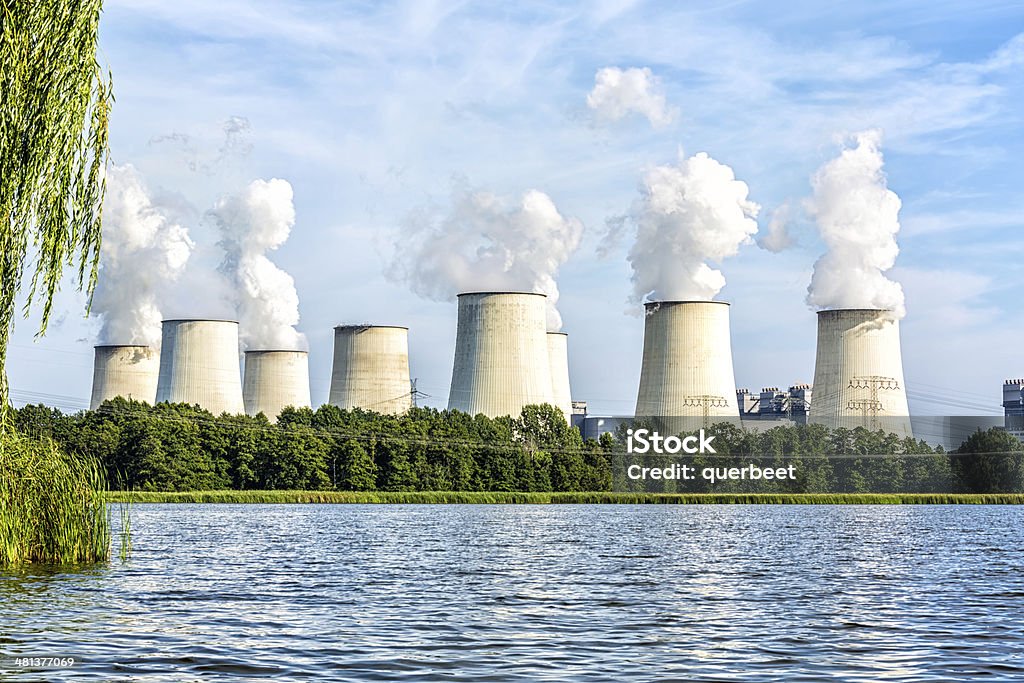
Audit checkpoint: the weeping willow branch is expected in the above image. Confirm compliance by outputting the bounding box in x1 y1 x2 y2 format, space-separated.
0 1 112 420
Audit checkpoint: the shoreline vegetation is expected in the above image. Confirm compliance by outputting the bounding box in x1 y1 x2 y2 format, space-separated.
16 398 1024 496
0 434 111 567
1 3 113 567
104 490 1024 505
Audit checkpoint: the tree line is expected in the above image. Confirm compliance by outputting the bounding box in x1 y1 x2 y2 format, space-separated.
13 399 613 493
11 399 1024 494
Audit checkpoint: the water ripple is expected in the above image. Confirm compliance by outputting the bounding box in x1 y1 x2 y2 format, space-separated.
1 504 1023 681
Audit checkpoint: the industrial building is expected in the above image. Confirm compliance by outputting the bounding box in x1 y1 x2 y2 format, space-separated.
1004 379 1024 442
808 309 912 438
448 292 554 419
77 292 937 443
570 400 588 431
243 350 311 420
736 384 812 424
581 415 632 441
154 319 245 415
329 325 412 415
569 383 811 440
635 300 739 430
90 345 159 410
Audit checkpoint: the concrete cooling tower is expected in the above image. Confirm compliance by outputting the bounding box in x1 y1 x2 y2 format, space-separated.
809 309 912 438
635 301 739 427
448 292 553 419
243 350 311 420
155 319 245 415
89 345 159 410
329 325 411 415
546 332 572 424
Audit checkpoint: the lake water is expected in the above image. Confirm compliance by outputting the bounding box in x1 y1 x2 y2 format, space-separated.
2 504 1024 682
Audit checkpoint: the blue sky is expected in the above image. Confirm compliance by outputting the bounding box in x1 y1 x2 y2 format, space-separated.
8 0 1023 416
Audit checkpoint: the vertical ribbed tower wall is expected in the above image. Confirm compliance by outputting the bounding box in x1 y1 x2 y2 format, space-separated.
448 292 553 419
635 301 739 422
808 309 912 438
546 332 572 424
155 319 245 415
329 326 411 415
90 345 159 410
243 350 311 420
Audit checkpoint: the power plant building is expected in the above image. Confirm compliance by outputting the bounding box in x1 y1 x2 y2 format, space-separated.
329 325 411 415
243 350 311 420
635 300 740 429
808 309 912 438
155 319 245 415
1004 379 1024 443
737 384 812 424
547 332 572 424
89 345 159 409
448 292 554 419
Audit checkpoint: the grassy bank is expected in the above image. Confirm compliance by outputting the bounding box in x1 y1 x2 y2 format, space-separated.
104 490 1024 505
1 435 110 566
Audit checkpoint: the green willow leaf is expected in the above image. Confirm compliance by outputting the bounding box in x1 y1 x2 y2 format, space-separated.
0 1 112 423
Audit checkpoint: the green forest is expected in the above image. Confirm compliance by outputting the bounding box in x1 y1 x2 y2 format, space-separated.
12 399 1024 494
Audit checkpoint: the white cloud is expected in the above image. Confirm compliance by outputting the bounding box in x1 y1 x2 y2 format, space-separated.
757 203 795 253
586 66 677 128
387 184 584 330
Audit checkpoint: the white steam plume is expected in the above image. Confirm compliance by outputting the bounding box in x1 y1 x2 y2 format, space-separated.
625 151 759 303
388 186 583 330
806 130 905 318
587 66 677 128
210 179 305 350
757 203 795 253
92 164 194 347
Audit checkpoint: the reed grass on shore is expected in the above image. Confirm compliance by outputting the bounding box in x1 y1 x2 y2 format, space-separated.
103 490 1024 505
1 435 110 566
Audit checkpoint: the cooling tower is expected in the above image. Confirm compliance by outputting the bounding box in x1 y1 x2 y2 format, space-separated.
547 332 572 424
448 292 554 418
89 345 159 410
635 301 739 426
329 325 411 415
243 350 311 420
809 309 912 438
155 319 245 415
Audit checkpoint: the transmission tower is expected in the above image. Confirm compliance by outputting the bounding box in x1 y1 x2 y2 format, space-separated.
847 376 899 430
681 395 729 429
410 378 430 409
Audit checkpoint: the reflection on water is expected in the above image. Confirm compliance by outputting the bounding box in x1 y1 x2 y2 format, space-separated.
2 504 1023 681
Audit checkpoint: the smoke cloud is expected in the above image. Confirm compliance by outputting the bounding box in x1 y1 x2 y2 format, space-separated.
388 185 584 330
757 203 795 253
806 130 905 318
92 164 195 347
625 151 760 303
587 67 677 128
210 179 305 350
